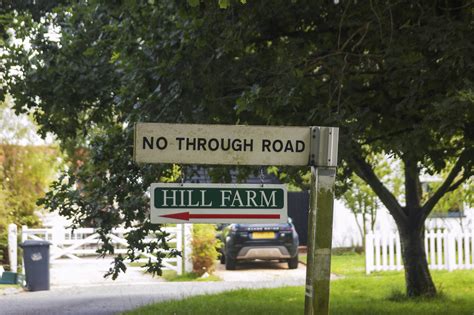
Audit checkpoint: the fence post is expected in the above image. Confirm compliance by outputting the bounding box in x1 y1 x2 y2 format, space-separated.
388 232 395 270
184 224 193 273
176 225 183 275
436 230 443 269
51 226 65 260
8 224 18 273
21 225 28 243
21 225 28 274
463 231 470 269
445 232 456 272
365 232 373 275
471 230 474 269
52 226 65 245
395 233 402 271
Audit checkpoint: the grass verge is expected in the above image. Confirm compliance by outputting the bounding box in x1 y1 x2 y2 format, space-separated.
126 261 221 282
125 253 474 315
161 271 221 282
300 251 366 276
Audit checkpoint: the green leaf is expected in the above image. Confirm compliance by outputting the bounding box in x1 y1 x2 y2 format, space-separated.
188 0 200 7
218 0 230 9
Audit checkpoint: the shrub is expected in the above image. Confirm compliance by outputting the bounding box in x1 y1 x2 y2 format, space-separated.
191 224 221 276
0 223 8 268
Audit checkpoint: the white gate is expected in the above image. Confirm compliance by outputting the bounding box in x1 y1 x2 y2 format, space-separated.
21 225 192 275
365 230 474 274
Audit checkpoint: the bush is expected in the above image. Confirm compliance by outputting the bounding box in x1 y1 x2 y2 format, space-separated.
0 223 8 268
0 144 61 269
191 224 221 276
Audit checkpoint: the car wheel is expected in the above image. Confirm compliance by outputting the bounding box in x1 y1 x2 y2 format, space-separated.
225 256 237 270
288 254 299 269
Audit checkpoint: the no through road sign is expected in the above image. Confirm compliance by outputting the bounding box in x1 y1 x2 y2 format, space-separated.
134 123 311 166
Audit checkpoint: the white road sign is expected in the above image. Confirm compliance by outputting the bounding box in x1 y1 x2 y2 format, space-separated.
134 123 311 166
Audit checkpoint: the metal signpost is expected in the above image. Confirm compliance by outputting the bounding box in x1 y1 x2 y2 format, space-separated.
134 123 339 315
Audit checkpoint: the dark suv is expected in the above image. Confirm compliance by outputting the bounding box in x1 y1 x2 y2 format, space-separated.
219 219 299 270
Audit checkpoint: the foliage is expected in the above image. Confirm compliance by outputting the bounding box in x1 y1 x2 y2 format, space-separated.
424 180 473 215
0 145 61 267
191 224 221 276
422 163 474 215
0 98 61 267
343 172 378 246
0 96 54 146
1 1 472 294
342 154 403 246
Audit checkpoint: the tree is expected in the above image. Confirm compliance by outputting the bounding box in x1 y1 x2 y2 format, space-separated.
422 161 474 217
2 1 473 296
0 98 61 268
343 173 379 249
342 154 403 249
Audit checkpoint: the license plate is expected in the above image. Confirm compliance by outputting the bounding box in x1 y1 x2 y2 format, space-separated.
252 232 275 239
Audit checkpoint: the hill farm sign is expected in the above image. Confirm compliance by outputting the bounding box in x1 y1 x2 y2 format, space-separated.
150 183 287 224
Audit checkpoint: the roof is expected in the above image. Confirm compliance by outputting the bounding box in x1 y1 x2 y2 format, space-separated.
184 166 282 185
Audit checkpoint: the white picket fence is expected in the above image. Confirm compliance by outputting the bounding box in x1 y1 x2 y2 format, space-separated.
365 230 474 274
19 225 192 275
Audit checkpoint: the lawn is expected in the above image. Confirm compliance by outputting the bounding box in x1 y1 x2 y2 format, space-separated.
127 262 221 282
125 253 474 315
161 271 221 282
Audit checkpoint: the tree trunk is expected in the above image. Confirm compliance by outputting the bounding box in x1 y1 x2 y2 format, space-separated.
399 225 437 297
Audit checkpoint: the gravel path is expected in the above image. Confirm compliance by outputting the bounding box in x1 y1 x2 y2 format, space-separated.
0 259 327 314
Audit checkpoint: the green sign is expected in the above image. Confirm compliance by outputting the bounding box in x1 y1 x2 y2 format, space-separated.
150 183 287 224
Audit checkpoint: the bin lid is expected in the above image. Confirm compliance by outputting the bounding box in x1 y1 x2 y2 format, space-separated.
20 240 52 247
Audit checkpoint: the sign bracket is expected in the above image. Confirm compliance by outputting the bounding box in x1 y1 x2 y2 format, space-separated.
309 126 339 167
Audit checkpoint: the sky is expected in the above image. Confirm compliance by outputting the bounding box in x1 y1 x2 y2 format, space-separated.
0 96 55 146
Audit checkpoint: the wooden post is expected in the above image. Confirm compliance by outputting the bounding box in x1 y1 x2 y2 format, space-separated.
304 126 338 315
8 224 18 273
304 167 336 315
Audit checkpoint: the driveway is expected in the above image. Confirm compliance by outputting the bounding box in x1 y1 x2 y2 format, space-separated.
214 260 307 282
50 258 161 288
0 259 313 315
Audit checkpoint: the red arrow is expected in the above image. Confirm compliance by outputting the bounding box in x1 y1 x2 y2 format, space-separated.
160 212 280 221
